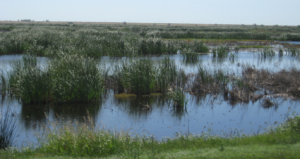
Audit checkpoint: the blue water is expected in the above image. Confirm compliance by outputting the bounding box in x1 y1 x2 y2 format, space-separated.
0 50 300 148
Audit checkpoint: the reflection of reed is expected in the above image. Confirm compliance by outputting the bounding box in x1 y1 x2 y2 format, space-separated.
20 102 101 130
170 104 187 120
0 107 19 149
113 94 187 120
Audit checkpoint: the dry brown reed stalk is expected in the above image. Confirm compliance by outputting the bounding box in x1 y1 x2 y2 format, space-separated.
242 67 300 99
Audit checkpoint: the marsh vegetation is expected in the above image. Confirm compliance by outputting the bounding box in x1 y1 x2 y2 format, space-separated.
0 22 300 158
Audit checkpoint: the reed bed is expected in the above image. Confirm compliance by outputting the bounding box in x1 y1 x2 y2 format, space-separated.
182 48 198 62
112 57 178 95
261 48 275 58
4 23 300 58
7 53 105 104
287 48 300 57
191 67 229 95
0 24 210 57
167 87 188 107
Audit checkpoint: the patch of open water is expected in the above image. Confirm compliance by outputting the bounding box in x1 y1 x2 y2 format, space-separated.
0 50 300 148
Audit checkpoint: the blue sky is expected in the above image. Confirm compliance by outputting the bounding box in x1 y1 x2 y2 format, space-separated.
1 0 299 25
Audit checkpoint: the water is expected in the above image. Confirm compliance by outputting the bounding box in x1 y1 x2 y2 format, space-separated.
278 41 300 45
0 49 300 148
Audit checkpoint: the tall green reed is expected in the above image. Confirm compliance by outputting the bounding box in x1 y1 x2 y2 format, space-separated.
261 48 275 58
50 53 104 103
113 57 178 95
7 53 104 104
182 48 198 62
167 87 188 107
114 59 156 94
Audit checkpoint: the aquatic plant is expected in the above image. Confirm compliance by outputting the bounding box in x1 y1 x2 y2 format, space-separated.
287 48 299 57
114 59 156 95
7 53 104 104
216 46 230 57
261 48 275 58
49 53 104 103
182 48 198 62
279 48 284 57
113 58 178 95
167 87 188 107
191 67 228 95
156 57 177 93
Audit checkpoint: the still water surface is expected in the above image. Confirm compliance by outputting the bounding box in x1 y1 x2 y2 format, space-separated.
0 50 300 148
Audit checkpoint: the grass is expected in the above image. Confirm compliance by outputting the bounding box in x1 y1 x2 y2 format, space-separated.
0 114 300 158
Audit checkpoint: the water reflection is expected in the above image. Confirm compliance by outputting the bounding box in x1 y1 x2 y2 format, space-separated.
1 50 300 148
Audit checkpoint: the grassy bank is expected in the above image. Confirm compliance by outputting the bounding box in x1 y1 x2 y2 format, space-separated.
0 115 299 158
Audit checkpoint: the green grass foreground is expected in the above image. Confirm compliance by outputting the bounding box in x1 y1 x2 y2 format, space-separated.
0 116 299 159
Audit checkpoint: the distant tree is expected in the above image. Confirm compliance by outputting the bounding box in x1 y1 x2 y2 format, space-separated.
123 21 127 25
153 23 156 26
167 23 171 26
297 25 300 28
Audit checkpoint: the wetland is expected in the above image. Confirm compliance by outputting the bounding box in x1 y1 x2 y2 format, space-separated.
0 22 300 158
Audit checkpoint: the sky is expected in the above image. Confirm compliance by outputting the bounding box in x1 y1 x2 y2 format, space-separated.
1 0 299 26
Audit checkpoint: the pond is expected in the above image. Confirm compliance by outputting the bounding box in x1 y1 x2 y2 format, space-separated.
0 48 300 148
